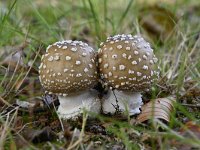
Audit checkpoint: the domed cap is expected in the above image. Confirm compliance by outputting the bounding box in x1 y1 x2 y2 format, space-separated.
39 40 98 96
98 34 159 92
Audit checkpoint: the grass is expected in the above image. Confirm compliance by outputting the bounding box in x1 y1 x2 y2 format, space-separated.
0 0 200 149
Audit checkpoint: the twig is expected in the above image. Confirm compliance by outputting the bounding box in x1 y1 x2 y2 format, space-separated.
181 103 200 108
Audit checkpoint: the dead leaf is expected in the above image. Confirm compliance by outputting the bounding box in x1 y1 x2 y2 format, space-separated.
136 96 176 123
0 43 28 72
141 132 151 142
1 51 25 73
180 121 200 139
137 0 176 5
0 42 38 76
16 99 35 109
21 127 58 144
170 121 200 150
139 5 177 43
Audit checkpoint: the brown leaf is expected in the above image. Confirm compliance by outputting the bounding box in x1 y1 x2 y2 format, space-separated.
141 132 151 142
180 121 200 138
170 121 200 150
21 127 58 143
138 0 176 4
136 96 176 123
0 42 38 76
139 5 177 43
0 43 28 72
1 50 26 72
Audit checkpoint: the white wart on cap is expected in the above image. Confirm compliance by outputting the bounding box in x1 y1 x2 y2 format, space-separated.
39 40 100 119
98 34 159 115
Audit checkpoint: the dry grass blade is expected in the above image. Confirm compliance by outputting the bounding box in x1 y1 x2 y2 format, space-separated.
67 111 88 150
0 107 19 148
136 96 176 123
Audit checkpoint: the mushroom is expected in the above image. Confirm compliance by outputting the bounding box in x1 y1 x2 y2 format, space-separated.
39 40 100 119
98 34 159 115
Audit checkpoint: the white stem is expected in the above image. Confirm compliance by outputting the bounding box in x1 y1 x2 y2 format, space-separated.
57 89 100 119
102 90 143 115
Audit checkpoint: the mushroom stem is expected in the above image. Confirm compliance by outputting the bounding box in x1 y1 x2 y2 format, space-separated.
57 89 100 119
102 90 143 116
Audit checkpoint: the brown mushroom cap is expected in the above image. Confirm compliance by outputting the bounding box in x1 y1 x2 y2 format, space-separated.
98 34 159 92
39 40 98 96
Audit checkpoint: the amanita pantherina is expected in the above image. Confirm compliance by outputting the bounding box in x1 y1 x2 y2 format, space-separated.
98 34 159 115
39 40 100 119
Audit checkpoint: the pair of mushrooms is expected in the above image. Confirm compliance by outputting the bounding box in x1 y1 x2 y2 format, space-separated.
39 34 159 119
